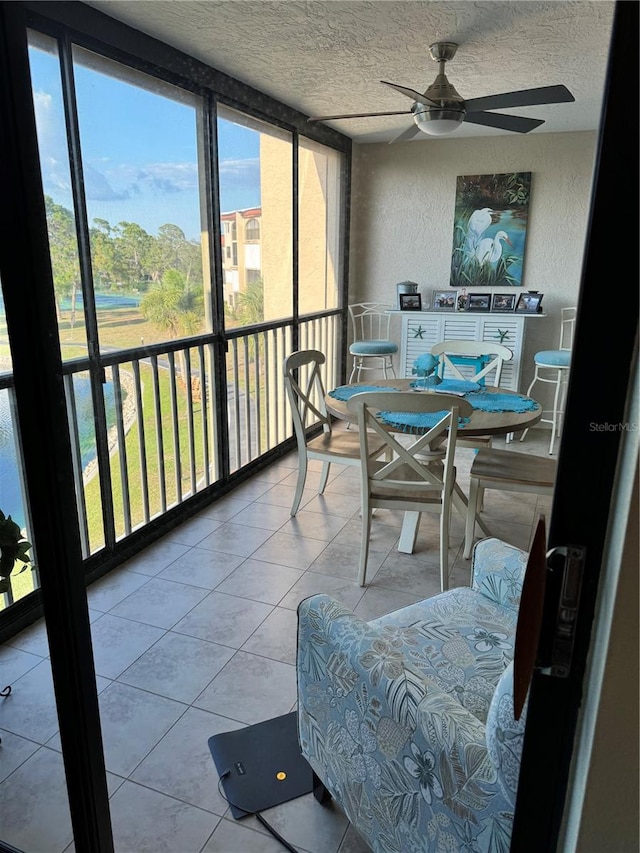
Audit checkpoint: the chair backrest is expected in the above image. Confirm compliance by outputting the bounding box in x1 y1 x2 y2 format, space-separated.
346 391 473 501
348 303 392 343
283 350 331 448
559 307 577 351
430 340 513 386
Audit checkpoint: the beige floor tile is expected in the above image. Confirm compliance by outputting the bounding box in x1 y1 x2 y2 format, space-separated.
250 531 328 570
97 681 187 777
172 592 273 648
194 651 297 725
216 559 303 604
109 780 219 853
241 606 299 664
279 510 349 541
109 577 209 629
118 631 234 703
157 546 244 589
197 521 275 558
0 747 73 853
131 706 243 815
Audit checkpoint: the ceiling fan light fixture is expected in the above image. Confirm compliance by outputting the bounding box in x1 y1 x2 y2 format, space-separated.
413 106 466 136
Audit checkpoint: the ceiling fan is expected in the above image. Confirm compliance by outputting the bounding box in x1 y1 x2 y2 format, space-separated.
307 42 575 142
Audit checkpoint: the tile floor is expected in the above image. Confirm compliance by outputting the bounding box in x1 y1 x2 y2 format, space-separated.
0 427 555 853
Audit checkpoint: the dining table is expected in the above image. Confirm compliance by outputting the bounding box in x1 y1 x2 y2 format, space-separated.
325 377 543 555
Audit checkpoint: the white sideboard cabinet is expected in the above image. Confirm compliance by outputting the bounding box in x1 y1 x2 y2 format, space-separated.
394 311 546 391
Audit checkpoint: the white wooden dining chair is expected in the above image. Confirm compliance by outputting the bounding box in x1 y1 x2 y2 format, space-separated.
283 350 387 516
430 340 513 386
346 391 473 592
430 340 514 450
463 447 557 558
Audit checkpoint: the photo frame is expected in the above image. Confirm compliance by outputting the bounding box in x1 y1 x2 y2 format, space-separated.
399 293 422 311
491 293 517 312
516 292 544 313
465 293 491 312
431 290 456 311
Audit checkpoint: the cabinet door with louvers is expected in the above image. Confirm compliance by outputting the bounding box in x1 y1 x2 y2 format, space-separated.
400 312 526 389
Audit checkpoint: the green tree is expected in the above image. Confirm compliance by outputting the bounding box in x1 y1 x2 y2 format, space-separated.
140 268 204 382
150 223 203 286
230 278 264 359
233 278 264 327
111 221 154 290
90 218 117 290
44 195 81 326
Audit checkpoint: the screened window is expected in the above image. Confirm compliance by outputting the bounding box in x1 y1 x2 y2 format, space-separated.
71 47 211 351
218 107 292 328
298 138 343 315
29 32 88 359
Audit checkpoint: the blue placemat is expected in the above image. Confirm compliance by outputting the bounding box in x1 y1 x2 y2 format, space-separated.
466 391 540 413
378 410 471 433
328 385 399 401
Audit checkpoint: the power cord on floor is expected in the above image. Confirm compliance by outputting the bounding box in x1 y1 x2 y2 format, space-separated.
217 770 299 853
0 685 11 745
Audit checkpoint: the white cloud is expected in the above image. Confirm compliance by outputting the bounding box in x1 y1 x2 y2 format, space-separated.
218 157 260 184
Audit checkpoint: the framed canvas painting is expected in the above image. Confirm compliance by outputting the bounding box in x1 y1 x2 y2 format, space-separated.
449 172 532 288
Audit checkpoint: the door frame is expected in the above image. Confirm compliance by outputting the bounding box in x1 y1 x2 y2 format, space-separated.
510 2 639 848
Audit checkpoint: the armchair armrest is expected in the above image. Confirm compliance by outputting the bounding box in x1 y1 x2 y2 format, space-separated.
471 537 528 612
485 662 528 806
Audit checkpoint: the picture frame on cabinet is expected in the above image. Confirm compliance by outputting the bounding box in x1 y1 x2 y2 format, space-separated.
432 291 457 311
399 293 422 310
491 293 517 312
465 293 491 312
515 292 544 313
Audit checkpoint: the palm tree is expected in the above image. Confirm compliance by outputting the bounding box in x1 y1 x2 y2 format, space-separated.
140 268 203 385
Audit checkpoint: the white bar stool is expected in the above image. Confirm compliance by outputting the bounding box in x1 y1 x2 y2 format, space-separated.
348 303 398 382
520 307 576 454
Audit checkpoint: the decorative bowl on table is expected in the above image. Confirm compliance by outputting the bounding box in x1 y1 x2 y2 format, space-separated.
411 353 442 390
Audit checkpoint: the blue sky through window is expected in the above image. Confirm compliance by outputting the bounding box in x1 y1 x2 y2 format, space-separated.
29 46 261 241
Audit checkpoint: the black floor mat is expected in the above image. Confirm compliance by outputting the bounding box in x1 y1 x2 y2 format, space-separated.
208 711 314 819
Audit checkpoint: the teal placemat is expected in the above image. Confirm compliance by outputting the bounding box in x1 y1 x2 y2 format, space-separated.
466 392 539 413
328 385 399 401
378 411 471 433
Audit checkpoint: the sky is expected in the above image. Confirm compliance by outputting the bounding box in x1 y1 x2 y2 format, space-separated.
29 43 261 242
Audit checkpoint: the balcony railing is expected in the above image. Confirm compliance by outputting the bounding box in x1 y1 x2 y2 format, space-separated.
0 311 342 612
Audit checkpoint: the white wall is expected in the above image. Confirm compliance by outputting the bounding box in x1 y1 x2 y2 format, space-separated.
349 130 599 405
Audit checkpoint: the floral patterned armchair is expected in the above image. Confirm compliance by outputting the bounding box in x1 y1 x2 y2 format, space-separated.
296 538 529 853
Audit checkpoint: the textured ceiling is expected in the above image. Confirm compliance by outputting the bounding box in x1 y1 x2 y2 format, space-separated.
83 0 616 143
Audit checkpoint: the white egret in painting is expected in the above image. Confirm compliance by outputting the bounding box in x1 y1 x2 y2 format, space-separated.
464 207 493 253
475 230 513 265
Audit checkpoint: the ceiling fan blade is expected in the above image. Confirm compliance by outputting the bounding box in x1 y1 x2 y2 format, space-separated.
307 110 411 122
381 80 438 106
463 84 575 113
389 123 422 144
464 111 546 133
